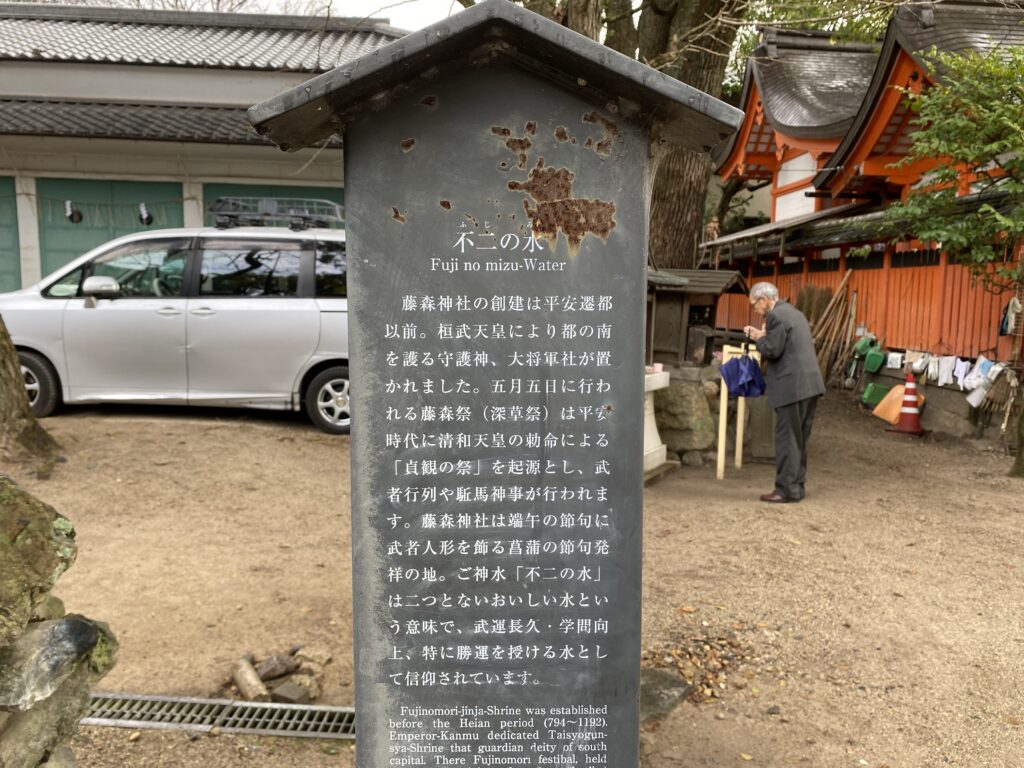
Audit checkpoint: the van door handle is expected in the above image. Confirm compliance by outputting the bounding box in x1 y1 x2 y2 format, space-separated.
156 307 183 317
191 308 216 317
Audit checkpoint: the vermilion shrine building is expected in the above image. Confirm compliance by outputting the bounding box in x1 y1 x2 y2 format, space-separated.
706 0 1024 362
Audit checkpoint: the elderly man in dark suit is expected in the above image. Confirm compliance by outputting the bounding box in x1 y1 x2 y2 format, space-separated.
743 282 825 503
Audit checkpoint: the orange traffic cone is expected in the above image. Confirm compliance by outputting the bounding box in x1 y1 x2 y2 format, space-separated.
887 371 928 437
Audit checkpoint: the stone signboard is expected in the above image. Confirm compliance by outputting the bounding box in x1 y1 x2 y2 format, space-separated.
249 3 741 766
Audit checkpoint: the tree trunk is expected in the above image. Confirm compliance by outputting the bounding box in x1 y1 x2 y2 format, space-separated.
650 148 715 269
566 0 602 39
0 315 59 466
642 0 745 270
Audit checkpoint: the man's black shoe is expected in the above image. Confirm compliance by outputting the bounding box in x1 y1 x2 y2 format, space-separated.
759 492 796 503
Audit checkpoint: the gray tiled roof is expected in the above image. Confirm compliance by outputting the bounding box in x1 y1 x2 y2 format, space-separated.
648 269 748 296
0 3 403 72
0 98 343 145
752 29 879 140
813 0 1024 190
895 0 1024 60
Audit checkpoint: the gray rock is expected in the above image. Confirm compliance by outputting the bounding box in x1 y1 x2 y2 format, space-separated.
746 396 776 459
0 664 91 768
0 616 117 712
702 379 720 409
655 382 716 452
289 671 321 701
669 365 702 383
33 595 66 623
0 478 77 647
640 667 693 726
294 646 333 667
255 654 300 682
681 450 704 467
271 680 311 705
41 745 79 767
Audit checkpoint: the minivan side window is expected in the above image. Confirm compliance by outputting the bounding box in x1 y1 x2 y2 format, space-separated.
199 240 304 297
315 241 347 298
85 239 191 298
44 268 84 298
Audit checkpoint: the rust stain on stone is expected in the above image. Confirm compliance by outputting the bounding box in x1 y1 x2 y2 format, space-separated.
508 166 574 203
420 95 438 109
506 137 532 153
439 200 453 210
400 138 416 153
554 126 569 142
464 213 479 227
508 161 616 255
493 124 540 171
582 111 619 158
391 207 406 224
527 198 616 253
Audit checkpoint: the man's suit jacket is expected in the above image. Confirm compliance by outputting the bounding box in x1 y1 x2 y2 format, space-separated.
754 300 826 409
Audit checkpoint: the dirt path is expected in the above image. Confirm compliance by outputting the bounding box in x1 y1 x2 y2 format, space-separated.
4 396 1021 767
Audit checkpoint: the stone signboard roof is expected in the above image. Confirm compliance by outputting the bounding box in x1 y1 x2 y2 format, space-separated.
248 0 743 153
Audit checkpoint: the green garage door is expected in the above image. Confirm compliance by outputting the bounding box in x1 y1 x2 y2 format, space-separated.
202 183 344 227
36 179 184 276
0 177 19 292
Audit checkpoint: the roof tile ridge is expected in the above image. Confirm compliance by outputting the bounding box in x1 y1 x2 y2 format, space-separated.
0 3 404 36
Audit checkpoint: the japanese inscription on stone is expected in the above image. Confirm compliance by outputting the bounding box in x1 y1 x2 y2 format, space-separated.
346 65 646 767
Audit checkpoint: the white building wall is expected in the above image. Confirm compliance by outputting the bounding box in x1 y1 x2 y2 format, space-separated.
0 59 345 285
774 186 815 221
776 153 816 188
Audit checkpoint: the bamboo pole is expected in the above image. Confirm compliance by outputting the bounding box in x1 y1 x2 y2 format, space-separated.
813 269 853 344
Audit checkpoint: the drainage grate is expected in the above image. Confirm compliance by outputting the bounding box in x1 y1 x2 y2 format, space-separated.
82 692 356 739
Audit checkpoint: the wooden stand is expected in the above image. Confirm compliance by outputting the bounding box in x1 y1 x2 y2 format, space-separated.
716 344 762 480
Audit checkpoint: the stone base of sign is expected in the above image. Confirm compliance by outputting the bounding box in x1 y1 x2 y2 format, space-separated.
643 459 681 486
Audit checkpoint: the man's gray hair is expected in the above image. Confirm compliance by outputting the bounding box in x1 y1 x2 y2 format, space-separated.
750 282 779 301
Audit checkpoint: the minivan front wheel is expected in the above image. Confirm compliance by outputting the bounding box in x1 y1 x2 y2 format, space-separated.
18 351 60 418
305 366 351 434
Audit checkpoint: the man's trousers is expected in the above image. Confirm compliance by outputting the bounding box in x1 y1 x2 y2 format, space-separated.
773 396 819 500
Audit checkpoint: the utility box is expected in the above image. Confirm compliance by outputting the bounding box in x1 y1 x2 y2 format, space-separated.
249 3 741 765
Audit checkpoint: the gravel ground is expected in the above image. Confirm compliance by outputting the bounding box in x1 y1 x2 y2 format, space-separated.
3 393 1021 767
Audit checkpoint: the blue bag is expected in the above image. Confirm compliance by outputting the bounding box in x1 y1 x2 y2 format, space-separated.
720 344 766 398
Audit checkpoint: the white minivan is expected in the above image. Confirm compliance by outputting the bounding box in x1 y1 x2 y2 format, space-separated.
0 220 351 434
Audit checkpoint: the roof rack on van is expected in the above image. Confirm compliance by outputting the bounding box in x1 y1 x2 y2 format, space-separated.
208 197 344 230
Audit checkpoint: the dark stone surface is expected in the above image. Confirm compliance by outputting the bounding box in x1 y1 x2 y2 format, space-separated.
346 62 650 767
656 382 716 452
639 667 694 725
0 615 111 712
0 664 91 768
0 477 77 647
41 745 79 767
271 680 312 705
255 654 299 681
